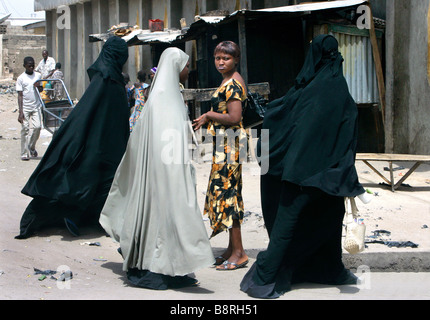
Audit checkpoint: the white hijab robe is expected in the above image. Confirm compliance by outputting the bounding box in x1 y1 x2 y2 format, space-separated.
100 47 215 276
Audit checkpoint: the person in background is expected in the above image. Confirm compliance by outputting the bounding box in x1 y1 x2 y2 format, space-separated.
193 41 248 271
122 73 134 109
129 70 149 131
35 50 56 79
149 66 157 82
16 56 43 161
50 62 64 100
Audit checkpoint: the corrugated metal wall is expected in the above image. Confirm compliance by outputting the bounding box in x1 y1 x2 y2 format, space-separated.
333 32 379 104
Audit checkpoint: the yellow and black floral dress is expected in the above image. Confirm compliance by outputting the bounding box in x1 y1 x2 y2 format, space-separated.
204 78 248 238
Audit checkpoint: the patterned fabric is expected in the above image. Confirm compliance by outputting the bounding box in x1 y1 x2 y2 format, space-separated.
125 86 133 108
129 84 148 131
204 79 248 238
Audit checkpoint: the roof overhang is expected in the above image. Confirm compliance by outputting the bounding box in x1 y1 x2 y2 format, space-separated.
89 0 369 46
34 0 91 11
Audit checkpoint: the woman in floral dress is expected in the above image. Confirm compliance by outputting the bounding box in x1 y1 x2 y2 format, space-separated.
193 41 249 271
129 70 149 131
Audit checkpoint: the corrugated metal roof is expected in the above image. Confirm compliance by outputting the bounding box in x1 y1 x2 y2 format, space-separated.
89 0 369 45
0 14 11 24
192 0 368 26
256 0 367 13
89 28 185 45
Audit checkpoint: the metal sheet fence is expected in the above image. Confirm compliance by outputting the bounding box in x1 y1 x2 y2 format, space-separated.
334 32 379 104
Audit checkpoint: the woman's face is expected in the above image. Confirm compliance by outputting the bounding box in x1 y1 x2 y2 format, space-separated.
179 61 190 85
214 52 237 76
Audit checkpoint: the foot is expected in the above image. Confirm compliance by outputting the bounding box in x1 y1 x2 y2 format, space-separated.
30 149 38 158
216 259 249 271
214 256 227 266
215 249 248 270
21 156 30 161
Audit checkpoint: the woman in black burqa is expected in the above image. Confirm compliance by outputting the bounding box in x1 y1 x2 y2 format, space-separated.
240 34 366 299
15 36 130 239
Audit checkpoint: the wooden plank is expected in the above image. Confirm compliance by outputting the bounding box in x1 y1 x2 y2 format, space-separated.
182 82 270 101
356 153 430 162
361 160 392 185
329 23 384 38
394 162 423 190
356 153 430 191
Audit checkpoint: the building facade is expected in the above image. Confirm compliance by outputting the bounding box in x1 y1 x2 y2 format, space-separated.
35 0 298 100
34 0 430 154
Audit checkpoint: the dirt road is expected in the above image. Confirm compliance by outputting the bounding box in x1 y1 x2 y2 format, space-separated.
1 85 429 300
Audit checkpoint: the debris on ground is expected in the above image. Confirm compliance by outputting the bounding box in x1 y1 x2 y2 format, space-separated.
366 240 419 248
80 241 101 246
33 268 57 276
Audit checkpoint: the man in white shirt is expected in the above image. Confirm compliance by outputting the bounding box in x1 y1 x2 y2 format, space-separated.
35 50 56 79
16 57 43 161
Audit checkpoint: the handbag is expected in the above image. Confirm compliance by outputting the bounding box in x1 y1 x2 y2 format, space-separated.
242 90 267 129
343 197 366 254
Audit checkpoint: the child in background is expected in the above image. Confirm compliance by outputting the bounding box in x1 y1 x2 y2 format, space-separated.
16 57 43 161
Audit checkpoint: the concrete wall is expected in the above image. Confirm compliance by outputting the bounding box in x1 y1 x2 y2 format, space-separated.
43 0 280 99
385 0 430 154
0 22 46 80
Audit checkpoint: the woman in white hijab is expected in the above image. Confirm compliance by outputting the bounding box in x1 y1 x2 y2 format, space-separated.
100 47 214 290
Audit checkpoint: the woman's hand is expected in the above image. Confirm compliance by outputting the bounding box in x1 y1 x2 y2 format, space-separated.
192 113 210 131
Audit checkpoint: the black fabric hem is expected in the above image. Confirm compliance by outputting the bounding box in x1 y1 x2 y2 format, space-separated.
126 268 199 291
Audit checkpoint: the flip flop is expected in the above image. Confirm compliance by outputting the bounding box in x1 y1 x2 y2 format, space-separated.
213 256 227 266
216 259 249 271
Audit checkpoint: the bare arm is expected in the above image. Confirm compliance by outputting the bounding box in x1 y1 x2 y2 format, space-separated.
193 99 242 131
34 80 43 93
17 91 24 123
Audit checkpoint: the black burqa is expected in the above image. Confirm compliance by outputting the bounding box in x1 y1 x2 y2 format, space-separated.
16 36 130 239
240 35 365 299
258 34 364 196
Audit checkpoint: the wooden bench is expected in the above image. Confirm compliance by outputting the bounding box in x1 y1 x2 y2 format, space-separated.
356 153 430 191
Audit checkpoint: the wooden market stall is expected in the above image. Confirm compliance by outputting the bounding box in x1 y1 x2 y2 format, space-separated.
89 0 386 152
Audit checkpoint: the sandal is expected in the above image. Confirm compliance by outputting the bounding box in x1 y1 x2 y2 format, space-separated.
213 256 227 266
216 259 249 271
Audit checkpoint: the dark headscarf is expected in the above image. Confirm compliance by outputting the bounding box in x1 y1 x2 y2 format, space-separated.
258 34 364 197
87 36 129 84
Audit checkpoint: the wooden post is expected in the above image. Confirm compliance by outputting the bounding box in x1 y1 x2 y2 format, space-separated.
237 14 248 85
368 1 386 128
428 3 430 86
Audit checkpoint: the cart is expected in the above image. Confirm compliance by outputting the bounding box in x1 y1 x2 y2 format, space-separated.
36 79 75 134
